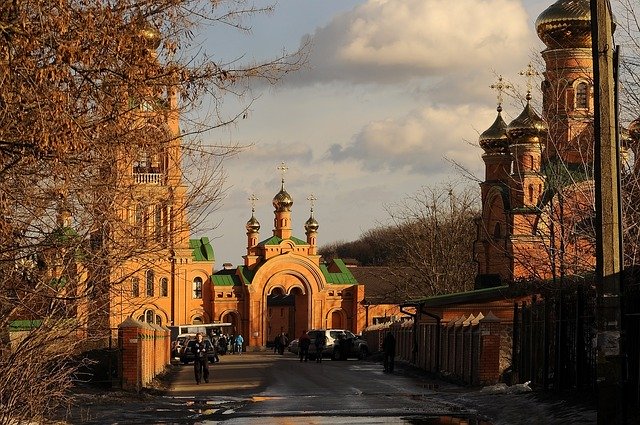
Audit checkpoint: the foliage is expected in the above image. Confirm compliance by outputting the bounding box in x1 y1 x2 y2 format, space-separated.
320 183 479 298
0 1 304 422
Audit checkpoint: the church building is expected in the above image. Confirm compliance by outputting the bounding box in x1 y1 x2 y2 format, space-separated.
474 0 640 284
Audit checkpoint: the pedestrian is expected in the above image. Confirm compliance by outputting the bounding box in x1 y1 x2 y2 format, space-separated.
191 332 213 384
382 331 396 373
278 332 288 355
314 331 326 363
273 335 280 354
298 330 311 362
218 334 227 355
235 334 244 354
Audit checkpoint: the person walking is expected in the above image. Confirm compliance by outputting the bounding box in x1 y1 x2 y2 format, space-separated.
382 331 396 373
235 334 244 354
278 333 288 355
298 330 311 362
191 332 213 384
314 331 326 363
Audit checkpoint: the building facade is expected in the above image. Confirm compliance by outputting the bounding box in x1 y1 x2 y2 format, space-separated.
474 0 640 283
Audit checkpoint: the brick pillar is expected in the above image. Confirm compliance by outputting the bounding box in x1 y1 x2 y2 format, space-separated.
462 314 475 384
118 318 145 391
454 315 467 378
476 311 501 385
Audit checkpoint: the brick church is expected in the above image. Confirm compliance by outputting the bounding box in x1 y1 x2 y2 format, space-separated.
474 0 640 285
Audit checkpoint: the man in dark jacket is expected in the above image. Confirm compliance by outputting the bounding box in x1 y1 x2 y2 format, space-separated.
191 332 213 384
299 330 311 362
382 331 396 373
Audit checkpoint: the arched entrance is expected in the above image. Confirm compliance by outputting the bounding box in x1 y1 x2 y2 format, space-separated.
221 311 240 335
265 284 310 346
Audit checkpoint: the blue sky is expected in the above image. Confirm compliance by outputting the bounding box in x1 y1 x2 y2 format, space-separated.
193 0 552 265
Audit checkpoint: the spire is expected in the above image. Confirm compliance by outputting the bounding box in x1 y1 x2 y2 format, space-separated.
305 194 319 233
246 194 260 233
480 76 510 153
272 161 293 212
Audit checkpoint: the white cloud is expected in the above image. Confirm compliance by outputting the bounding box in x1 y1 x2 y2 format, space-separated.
286 0 536 85
327 105 492 176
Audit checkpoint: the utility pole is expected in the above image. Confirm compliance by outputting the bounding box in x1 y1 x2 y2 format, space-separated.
590 0 624 423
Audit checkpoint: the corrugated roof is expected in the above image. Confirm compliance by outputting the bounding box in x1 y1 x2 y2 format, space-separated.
349 266 422 304
190 237 215 262
320 259 358 285
258 235 307 246
9 320 42 331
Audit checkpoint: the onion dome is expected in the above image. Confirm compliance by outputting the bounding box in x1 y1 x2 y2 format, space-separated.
305 213 319 233
536 0 592 49
139 22 162 50
272 181 293 212
479 105 509 153
629 117 640 142
246 212 260 233
506 95 548 141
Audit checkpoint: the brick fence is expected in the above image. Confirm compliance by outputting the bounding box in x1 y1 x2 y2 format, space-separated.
118 318 171 391
363 311 502 386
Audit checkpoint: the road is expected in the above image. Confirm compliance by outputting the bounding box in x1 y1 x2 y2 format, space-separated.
59 351 596 424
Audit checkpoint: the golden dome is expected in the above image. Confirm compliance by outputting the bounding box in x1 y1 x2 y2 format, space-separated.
479 107 509 153
506 99 547 141
272 183 293 212
246 213 260 233
305 214 319 233
139 23 161 50
536 0 592 49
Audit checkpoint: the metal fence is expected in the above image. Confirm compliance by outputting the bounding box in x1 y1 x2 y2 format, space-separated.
512 285 597 391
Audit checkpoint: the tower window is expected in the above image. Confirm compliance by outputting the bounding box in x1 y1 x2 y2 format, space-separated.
528 185 534 203
160 277 168 297
132 277 140 297
493 222 501 238
575 82 588 109
193 277 203 299
146 270 154 297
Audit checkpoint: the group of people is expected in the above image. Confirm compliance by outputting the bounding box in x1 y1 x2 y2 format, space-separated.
297 330 326 363
191 332 244 384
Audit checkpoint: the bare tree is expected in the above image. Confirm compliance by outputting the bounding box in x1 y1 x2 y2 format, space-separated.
0 1 305 422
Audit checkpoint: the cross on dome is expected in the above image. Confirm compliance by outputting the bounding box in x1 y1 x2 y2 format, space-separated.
490 75 512 110
519 63 539 100
248 194 258 212
277 161 288 184
307 194 317 211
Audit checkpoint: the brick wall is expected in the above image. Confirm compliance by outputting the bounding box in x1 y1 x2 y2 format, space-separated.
363 311 503 386
118 318 170 391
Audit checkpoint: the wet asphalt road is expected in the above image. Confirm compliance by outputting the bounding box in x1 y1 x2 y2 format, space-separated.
57 351 597 424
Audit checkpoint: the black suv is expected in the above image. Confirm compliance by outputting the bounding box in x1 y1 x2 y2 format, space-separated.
180 337 217 364
307 329 369 360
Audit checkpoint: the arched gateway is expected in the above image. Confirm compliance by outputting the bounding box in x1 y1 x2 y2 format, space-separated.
210 167 365 349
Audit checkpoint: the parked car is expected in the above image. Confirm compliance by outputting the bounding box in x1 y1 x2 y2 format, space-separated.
180 336 217 364
287 338 299 355
307 329 369 360
171 333 195 359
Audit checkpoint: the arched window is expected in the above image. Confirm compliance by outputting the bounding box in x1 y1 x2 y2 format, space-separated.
192 316 203 324
131 277 140 297
146 270 154 297
528 185 534 203
193 277 203 299
493 222 501 238
155 315 162 326
145 309 154 323
160 277 168 297
576 82 588 109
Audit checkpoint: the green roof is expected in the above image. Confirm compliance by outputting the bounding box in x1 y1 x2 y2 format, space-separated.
9 320 43 331
403 285 511 307
211 265 256 286
190 237 214 262
211 273 239 286
258 235 307 246
320 259 358 285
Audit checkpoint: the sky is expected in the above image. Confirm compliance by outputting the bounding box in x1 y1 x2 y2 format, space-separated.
193 0 551 266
